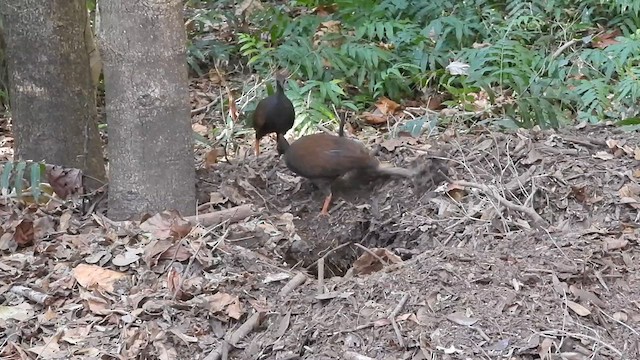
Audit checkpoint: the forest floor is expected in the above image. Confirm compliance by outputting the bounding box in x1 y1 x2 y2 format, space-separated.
2 88 640 360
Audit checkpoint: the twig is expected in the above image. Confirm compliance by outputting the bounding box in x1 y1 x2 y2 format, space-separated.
171 225 230 301
186 204 254 227
389 293 409 348
538 330 623 357
454 180 548 226
204 312 264 360
551 39 578 59
190 98 219 115
10 285 52 306
317 257 325 296
305 242 352 270
279 271 307 298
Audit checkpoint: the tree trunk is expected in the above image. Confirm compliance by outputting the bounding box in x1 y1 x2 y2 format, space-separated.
96 0 196 220
0 0 106 188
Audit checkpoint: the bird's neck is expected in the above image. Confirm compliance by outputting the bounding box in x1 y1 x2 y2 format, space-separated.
276 133 290 155
275 79 285 95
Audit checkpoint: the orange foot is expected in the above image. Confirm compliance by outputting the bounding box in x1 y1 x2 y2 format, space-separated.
318 193 332 217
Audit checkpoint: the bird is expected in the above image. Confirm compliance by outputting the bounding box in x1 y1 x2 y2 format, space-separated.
252 71 295 156
276 116 414 216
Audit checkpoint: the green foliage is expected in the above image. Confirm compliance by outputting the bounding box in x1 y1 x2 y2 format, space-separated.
187 0 640 131
0 161 46 202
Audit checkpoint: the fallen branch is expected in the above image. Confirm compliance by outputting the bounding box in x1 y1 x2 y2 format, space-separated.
10 285 52 306
389 293 409 348
279 271 307 298
317 257 325 296
454 180 548 226
187 204 254 227
204 311 264 360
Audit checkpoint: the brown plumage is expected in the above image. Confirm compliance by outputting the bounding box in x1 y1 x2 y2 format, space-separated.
252 72 295 156
277 117 413 216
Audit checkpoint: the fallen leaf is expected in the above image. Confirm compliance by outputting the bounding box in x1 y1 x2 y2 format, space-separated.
112 247 143 267
14 219 34 247
603 237 628 251
0 303 35 321
593 151 614 160
352 248 403 275
73 264 127 292
374 96 401 115
361 111 386 125
446 311 479 326
45 165 83 199
263 272 291 283
140 210 193 240
204 148 218 168
569 285 607 308
167 267 184 300
566 300 591 316
192 123 208 136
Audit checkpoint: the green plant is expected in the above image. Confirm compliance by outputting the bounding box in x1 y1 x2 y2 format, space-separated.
187 0 640 131
1 161 47 202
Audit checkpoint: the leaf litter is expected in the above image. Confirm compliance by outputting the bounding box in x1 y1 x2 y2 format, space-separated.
1 108 640 359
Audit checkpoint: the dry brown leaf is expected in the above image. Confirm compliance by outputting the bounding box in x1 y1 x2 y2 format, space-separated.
33 216 55 240
45 165 83 199
603 237 629 251
167 267 184 300
375 96 401 115
446 311 479 326
143 240 193 266
618 183 640 198
58 210 72 232
227 297 243 320
192 123 208 136
569 285 606 308
592 29 620 49
208 191 227 205
28 334 64 359
79 290 110 315
566 300 591 316
208 292 236 313
112 248 142 267
352 248 403 275
140 210 193 240
312 4 338 16
361 111 386 125
73 264 127 292
14 219 34 247
219 183 248 204
204 148 219 168
593 151 614 160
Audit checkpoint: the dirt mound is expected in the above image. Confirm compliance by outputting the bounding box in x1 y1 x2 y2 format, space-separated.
194 124 640 359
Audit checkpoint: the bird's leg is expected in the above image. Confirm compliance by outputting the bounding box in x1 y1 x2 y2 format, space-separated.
319 192 332 216
254 138 260 156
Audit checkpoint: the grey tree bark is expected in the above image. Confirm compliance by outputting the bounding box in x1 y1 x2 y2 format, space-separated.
96 0 196 220
0 0 106 188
